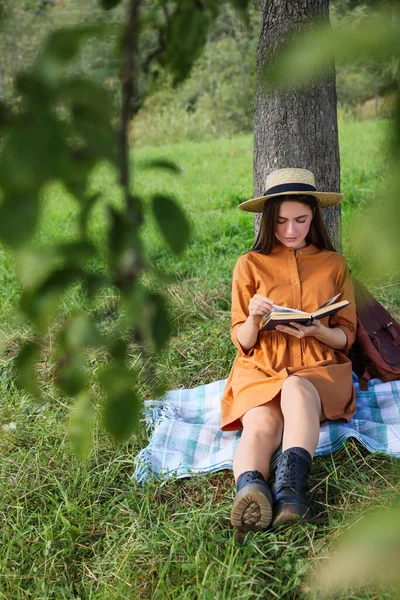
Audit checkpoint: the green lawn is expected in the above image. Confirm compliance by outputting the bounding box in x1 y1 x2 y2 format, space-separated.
0 119 399 599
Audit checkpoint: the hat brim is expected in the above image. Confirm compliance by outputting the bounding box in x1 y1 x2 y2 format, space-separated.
238 191 343 213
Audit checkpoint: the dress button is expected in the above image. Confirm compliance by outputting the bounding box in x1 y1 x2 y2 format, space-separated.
295 354 300 358
294 281 299 285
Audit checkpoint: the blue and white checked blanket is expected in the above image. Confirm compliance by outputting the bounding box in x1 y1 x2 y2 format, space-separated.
133 373 400 483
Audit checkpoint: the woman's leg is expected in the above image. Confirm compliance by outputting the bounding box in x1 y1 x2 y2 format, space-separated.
280 375 324 456
230 396 284 533
272 375 324 528
233 395 284 481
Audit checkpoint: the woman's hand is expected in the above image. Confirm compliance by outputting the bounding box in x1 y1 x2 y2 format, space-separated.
237 294 274 351
275 319 323 338
248 294 275 324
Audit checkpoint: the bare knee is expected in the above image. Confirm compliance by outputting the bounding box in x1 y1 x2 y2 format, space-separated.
241 399 283 440
243 415 282 439
281 376 322 417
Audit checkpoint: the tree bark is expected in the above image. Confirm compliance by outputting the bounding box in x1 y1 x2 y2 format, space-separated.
254 0 342 252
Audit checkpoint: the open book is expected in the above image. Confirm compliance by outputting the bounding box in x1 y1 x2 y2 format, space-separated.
260 293 350 331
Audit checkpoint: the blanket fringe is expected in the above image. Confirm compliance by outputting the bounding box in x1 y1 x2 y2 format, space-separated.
142 400 182 432
134 401 183 483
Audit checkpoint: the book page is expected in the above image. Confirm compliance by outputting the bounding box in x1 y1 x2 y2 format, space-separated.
271 293 342 315
314 293 342 312
271 303 305 314
312 300 349 318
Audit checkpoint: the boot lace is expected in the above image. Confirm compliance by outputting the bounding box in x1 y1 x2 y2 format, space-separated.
275 453 298 491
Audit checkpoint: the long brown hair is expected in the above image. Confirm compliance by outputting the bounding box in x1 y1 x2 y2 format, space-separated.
250 194 336 254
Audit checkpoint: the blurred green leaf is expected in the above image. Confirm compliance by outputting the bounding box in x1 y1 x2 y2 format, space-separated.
42 25 107 68
16 340 41 398
0 113 67 195
74 120 116 164
60 77 114 124
0 100 11 130
352 158 400 277
311 503 400 593
64 314 101 349
16 247 57 290
20 266 85 328
100 366 140 441
163 3 211 84
58 78 116 163
140 159 182 174
56 241 96 265
109 338 128 362
56 350 87 397
68 392 94 461
151 194 190 254
229 0 250 27
147 292 171 352
99 0 122 9
0 3 6 25
82 273 108 299
0 193 40 248
16 243 95 291
126 194 144 226
121 280 147 329
108 206 144 289
265 9 400 90
15 72 50 107
394 92 400 153
63 150 98 199
79 193 101 238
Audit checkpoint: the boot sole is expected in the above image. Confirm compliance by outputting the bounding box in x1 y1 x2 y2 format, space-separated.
231 485 273 533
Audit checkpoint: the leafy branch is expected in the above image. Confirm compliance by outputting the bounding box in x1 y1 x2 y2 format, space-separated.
0 0 251 455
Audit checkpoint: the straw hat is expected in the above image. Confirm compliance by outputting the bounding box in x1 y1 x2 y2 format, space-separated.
239 168 343 212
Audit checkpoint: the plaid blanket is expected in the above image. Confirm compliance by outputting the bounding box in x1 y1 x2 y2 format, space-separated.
133 373 400 483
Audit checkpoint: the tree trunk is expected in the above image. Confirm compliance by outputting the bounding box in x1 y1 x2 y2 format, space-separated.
254 0 342 252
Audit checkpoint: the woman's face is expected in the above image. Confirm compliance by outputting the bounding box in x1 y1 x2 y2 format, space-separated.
275 200 313 250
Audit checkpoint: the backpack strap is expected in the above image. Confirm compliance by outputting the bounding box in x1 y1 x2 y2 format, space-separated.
359 368 372 391
353 278 400 347
385 322 400 345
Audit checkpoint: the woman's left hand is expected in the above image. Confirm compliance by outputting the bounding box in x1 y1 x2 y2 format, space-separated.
275 319 323 339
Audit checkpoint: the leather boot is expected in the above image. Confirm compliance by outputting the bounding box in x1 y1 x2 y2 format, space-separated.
272 447 312 529
231 470 273 533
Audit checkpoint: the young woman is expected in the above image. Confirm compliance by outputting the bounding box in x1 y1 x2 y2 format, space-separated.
221 167 357 533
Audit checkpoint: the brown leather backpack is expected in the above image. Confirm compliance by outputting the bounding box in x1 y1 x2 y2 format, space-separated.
350 278 400 391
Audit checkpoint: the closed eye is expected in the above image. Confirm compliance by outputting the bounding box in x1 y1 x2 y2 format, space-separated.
278 219 307 224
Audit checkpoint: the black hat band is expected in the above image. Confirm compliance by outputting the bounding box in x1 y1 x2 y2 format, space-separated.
263 182 317 197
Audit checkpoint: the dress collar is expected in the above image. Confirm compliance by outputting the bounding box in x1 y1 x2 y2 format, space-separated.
271 242 321 256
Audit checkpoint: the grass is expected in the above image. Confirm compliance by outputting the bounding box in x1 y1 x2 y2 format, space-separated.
0 118 399 599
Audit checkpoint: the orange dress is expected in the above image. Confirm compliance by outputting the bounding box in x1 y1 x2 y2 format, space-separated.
221 243 357 431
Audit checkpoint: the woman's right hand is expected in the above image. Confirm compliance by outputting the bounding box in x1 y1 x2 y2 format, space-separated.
248 294 275 323
237 294 275 351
